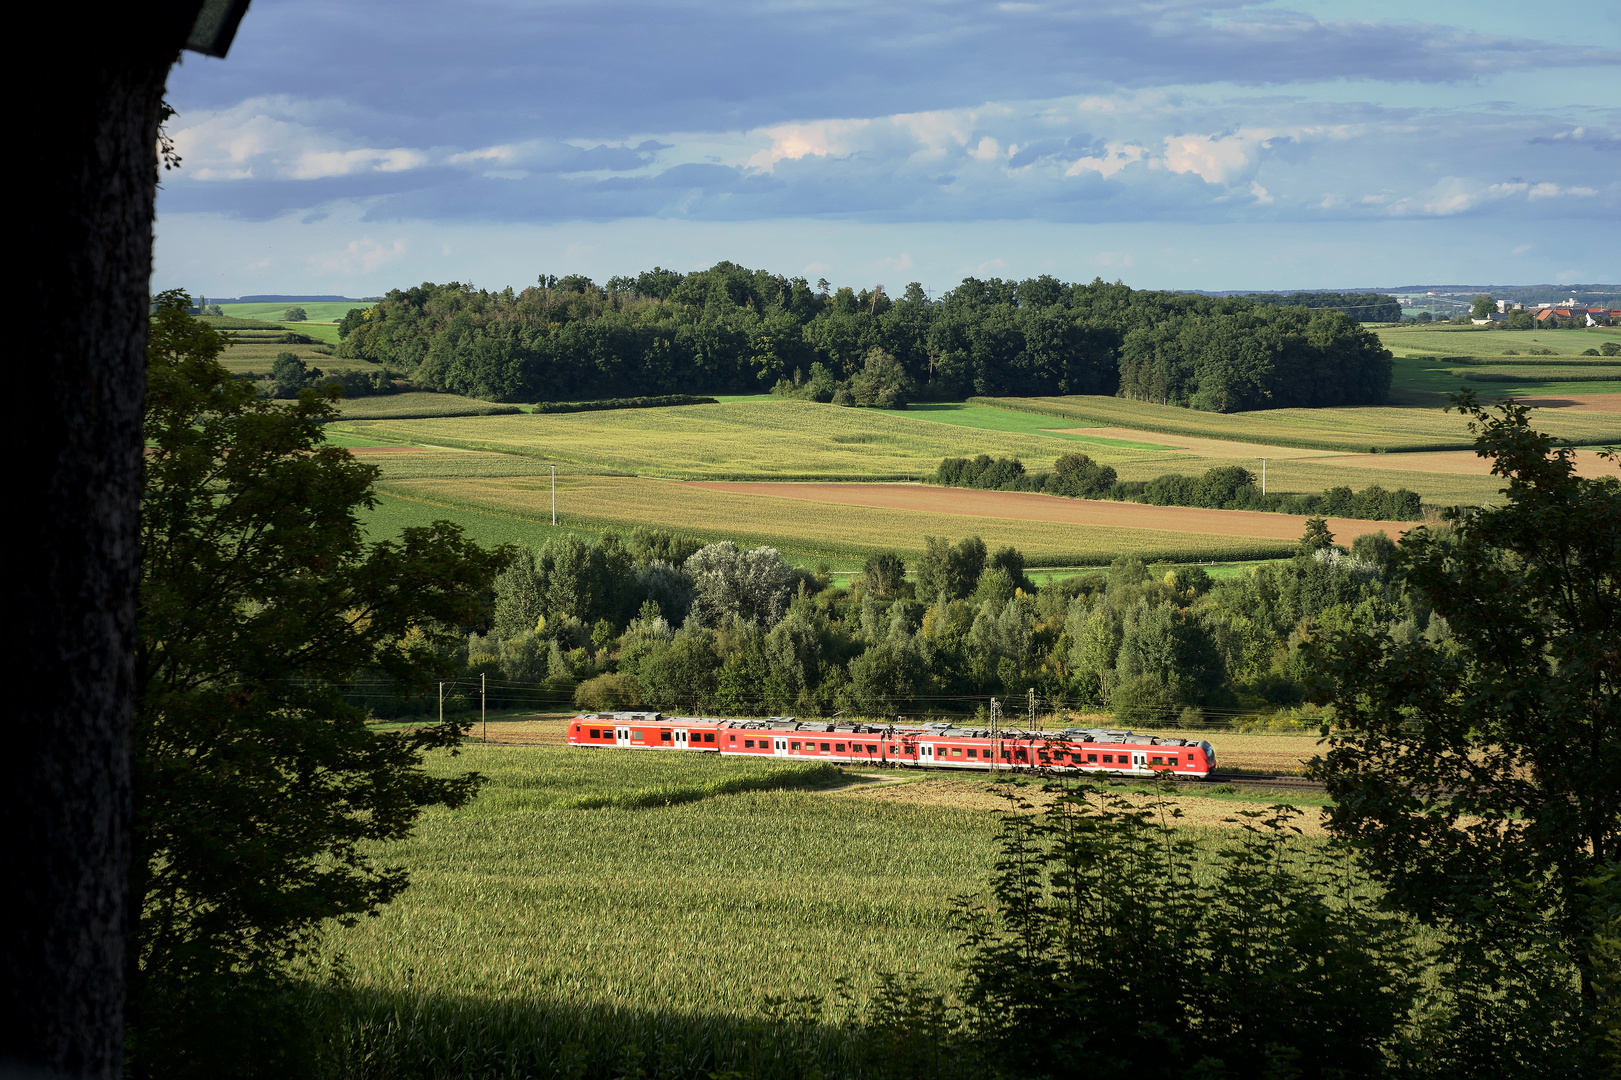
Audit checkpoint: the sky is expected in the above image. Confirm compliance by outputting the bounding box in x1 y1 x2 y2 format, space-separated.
155 0 1621 298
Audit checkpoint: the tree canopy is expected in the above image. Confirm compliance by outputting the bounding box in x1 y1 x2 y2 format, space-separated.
131 292 506 1073
332 264 1393 412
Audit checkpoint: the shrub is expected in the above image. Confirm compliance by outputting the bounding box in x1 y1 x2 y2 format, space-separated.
574 673 642 711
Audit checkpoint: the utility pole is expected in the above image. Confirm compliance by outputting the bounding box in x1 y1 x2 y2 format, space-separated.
1029 687 1037 727
482 672 487 742
1260 457 1268 495
551 464 557 525
989 697 1001 774
438 681 444 728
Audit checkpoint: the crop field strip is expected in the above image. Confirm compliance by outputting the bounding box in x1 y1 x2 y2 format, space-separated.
380 474 1317 563
330 744 1336 1023
1374 324 1620 358
975 394 1618 452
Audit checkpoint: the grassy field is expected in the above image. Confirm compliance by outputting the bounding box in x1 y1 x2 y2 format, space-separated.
378 474 1311 564
332 392 525 420
976 394 1616 452
218 300 367 323
1375 323 1620 358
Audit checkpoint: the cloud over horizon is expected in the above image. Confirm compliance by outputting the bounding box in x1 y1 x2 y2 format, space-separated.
156 0 1621 294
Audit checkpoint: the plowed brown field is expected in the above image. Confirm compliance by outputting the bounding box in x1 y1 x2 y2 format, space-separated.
683 482 1417 543
1515 393 1620 412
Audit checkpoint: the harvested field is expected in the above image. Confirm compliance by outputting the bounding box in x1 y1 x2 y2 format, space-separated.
683 481 1419 544
980 395 1618 452
1317 447 1619 478
1045 426 1338 460
1514 393 1621 413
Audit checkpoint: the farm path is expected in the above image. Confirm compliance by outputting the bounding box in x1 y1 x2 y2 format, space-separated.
683 482 1417 543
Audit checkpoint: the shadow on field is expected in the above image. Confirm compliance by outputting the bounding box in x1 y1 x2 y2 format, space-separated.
298 979 966 1080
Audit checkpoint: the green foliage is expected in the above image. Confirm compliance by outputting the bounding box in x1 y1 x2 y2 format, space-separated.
132 291 507 1075
1470 295 1496 319
1299 515 1335 552
573 672 643 711
1309 394 1619 1067
1604 341 1621 357
957 787 1414 1079
333 266 1393 409
283 305 308 322
916 535 987 603
861 552 907 599
531 393 719 413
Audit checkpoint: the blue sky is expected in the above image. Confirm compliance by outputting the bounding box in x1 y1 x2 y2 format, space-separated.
155 0 1620 298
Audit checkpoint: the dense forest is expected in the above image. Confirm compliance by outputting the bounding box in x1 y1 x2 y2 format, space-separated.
1236 290 1403 322
334 264 1395 412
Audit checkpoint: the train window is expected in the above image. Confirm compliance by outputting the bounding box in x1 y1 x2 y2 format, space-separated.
889 745 898 754
744 739 755 748
589 729 600 739
966 748 977 758
632 731 644 741
704 733 715 743
661 731 672 742
868 745 878 753
1038 751 1050 760
1150 756 1162 765
1102 754 1114 763
820 742 830 751
728 735 736 742
945 748 957 758
790 742 800 751
1087 753 1098 763
1015 750 1028 761
835 743 846 752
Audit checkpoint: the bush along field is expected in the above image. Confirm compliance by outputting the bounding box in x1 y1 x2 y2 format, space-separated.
934 452 1425 520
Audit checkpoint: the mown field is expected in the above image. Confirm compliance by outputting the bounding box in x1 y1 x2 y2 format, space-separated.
976 394 1617 452
1375 323 1620 359
218 300 366 323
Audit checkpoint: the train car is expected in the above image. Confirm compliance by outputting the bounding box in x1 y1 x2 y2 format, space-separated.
568 713 1214 778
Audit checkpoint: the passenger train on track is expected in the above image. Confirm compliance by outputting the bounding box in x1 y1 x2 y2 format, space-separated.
567 712 1215 778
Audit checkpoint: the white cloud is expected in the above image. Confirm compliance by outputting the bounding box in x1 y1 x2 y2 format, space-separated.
1163 132 1257 184
309 236 406 275
169 98 432 182
1250 180 1274 205
1065 142 1146 178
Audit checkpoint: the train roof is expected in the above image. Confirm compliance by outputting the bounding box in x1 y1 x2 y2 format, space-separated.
574 713 1205 747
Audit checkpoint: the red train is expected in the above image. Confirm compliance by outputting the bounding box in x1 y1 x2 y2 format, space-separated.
567 712 1215 778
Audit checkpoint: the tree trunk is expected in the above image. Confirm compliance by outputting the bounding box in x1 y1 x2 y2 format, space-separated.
4 6 203 1075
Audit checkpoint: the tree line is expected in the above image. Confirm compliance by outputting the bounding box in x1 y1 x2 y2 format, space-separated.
332 263 1395 413
934 453 1425 520
443 518 1418 728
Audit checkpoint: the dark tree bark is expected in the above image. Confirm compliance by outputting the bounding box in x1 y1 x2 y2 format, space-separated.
4 5 205 1076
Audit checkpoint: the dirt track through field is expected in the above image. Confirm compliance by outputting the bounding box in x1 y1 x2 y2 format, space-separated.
683 482 1419 542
